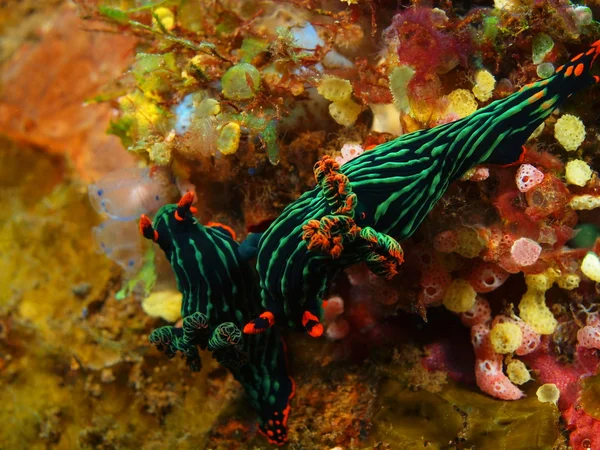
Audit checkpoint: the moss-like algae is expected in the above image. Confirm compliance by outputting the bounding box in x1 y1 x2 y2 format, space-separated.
370 380 560 449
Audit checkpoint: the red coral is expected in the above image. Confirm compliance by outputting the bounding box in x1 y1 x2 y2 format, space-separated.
564 405 600 450
525 173 570 221
382 7 471 75
522 339 600 410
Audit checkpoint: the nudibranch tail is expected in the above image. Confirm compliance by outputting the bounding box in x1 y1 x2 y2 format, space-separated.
256 338 295 446
144 193 295 445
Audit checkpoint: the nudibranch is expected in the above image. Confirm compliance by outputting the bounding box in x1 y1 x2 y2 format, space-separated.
245 41 600 335
139 193 295 446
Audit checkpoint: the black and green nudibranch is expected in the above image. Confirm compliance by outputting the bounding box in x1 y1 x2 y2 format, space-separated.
140 193 295 446
245 40 600 336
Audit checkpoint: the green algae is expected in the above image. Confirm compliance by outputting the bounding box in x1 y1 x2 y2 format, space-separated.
132 52 179 101
221 63 261 101
532 33 554 65
370 379 560 449
240 37 269 64
0 139 230 448
581 373 600 420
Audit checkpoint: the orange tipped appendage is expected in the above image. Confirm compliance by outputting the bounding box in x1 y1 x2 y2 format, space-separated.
178 191 195 209
175 192 197 221
139 215 158 242
302 311 323 338
243 311 275 334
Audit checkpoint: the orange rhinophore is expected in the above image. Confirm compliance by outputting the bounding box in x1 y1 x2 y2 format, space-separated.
139 214 158 242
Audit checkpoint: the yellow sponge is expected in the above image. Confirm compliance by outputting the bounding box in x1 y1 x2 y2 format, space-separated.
519 289 557 335
565 159 593 186
525 269 559 292
557 273 580 290
570 195 600 210
443 278 477 313
554 114 585 151
329 99 362 127
152 7 176 31
217 122 241 155
142 290 182 322
318 76 353 102
454 227 485 258
490 322 522 354
581 252 600 282
472 70 496 102
507 360 531 385
536 383 560 404
447 89 478 118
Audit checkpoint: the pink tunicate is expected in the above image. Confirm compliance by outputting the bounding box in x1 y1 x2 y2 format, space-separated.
335 143 364 166
326 318 350 340
516 320 541 355
510 237 542 267
469 166 490 182
471 323 524 400
419 265 452 306
516 164 544 192
577 325 600 350
433 230 458 253
323 295 345 321
466 261 510 293
459 296 491 327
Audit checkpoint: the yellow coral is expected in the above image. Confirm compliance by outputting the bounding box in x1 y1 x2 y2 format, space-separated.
554 114 585 151
329 99 362 127
507 360 531 385
217 122 241 155
569 195 600 210
142 290 182 322
490 322 522 354
443 279 477 313
557 274 580 290
524 269 559 292
519 290 557 335
447 89 478 118
318 76 353 102
565 159 593 186
197 98 221 117
118 90 165 138
152 7 176 31
536 383 560 404
472 70 496 102
581 252 600 282
454 227 485 258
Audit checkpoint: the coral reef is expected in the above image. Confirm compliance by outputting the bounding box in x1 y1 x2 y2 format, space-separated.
3 0 600 448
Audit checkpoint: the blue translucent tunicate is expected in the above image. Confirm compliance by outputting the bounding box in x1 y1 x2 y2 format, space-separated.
93 219 144 272
88 167 168 221
291 23 324 50
173 94 195 135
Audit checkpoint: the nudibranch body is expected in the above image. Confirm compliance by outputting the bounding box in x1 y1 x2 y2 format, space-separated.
246 41 600 335
140 193 294 446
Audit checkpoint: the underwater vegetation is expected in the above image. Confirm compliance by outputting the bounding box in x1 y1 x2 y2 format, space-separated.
3 0 600 448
